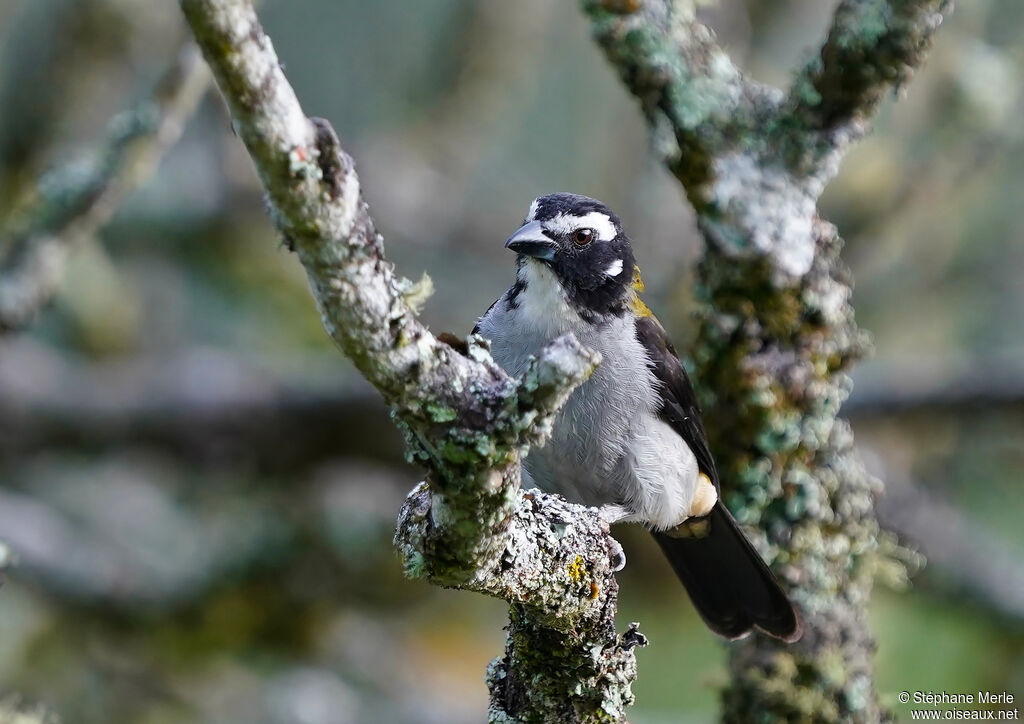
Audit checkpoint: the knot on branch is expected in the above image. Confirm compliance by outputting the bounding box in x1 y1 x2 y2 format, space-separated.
310 117 345 199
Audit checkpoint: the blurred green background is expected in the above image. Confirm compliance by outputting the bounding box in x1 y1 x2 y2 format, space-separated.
0 1 1022 722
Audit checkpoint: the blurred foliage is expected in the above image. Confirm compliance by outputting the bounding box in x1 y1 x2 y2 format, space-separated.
0 0 1022 722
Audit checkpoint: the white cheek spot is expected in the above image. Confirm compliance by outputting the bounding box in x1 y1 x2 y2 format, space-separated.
526 198 540 222
604 259 624 277
544 212 617 242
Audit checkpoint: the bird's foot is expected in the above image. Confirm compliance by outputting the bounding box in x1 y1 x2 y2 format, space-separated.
595 505 632 571
597 504 636 525
606 536 626 572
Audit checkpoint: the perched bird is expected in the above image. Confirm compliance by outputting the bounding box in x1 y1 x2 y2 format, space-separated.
473 192 801 641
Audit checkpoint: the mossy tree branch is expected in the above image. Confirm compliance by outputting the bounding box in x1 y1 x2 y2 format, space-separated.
582 0 950 721
179 1 642 720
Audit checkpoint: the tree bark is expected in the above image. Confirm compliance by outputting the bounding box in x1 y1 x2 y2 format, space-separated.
582 0 950 721
179 1 644 720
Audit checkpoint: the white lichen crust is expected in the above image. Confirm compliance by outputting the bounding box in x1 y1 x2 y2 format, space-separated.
398 485 646 724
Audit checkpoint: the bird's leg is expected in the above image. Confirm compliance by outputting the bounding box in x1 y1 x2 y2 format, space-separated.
596 505 634 572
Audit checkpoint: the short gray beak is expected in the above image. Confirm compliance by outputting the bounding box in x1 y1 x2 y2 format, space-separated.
505 220 556 261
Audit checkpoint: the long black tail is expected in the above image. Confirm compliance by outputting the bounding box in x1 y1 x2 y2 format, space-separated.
652 504 801 641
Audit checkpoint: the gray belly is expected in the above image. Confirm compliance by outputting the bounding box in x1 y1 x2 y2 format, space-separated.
525 363 641 507
478 302 659 508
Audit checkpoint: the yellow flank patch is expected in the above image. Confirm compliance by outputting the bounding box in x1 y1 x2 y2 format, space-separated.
629 265 653 318
631 265 646 292
567 555 586 583
629 293 653 318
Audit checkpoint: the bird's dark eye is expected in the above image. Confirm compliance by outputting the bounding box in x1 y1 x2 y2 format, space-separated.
573 228 595 246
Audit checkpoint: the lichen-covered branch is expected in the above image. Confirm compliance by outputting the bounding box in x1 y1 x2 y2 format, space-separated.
0 45 209 332
582 1 950 721
179 1 641 720
778 0 951 173
584 0 775 190
398 484 646 722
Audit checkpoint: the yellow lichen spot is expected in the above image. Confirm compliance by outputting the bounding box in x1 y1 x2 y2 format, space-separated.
588 582 600 600
567 555 586 583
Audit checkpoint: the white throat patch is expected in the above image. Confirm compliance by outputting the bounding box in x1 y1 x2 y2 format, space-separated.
516 259 578 335
604 259 624 277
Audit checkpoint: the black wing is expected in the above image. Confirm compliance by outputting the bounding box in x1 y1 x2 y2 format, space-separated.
636 317 801 642
634 315 719 492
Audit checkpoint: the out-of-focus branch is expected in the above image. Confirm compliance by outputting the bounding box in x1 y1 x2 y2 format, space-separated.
10 342 1022 477
847 360 1024 417
179 1 641 720
0 0 138 212
878 474 1024 627
0 342 399 470
0 45 209 332
0 482 279 609
582 0 950 721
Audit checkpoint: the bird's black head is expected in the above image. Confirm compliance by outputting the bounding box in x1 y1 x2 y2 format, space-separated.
505 193 636 318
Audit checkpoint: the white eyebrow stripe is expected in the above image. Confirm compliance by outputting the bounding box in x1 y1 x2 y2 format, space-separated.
543 211 617 242
526 198 540 222
604 259 624 277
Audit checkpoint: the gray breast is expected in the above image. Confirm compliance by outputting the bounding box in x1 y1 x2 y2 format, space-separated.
475 267 659 508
